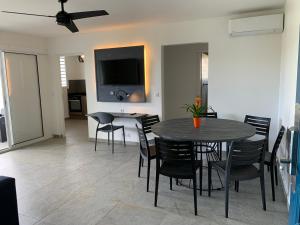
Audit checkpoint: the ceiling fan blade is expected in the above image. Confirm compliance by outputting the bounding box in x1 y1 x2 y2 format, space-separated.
69 10 108 20
64 20 79 33
1 10 55 18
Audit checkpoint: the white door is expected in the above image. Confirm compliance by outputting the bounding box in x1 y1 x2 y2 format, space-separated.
3 52 43 145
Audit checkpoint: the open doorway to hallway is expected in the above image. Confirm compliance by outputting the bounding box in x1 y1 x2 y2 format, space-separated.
162 43 209 120
59 55 88 143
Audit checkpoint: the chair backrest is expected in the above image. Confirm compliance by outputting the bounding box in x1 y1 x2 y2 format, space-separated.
244 115 271 137
228 139 265 168
141 115 160 134
91 112 114 124
199 112 218 118
271 126 285 161
136 124 149 157
155 138 194 162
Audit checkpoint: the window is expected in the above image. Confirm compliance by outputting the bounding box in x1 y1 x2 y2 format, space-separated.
59 56 67 87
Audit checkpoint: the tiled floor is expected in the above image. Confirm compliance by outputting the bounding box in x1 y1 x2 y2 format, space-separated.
0 141 8 151
0 119 288 225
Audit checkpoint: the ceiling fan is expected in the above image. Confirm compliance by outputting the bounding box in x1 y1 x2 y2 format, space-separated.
1 0 109 33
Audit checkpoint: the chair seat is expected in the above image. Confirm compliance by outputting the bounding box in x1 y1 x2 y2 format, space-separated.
160 160 202 179
97 125 124 132
264 152 272 164
212 160 261 181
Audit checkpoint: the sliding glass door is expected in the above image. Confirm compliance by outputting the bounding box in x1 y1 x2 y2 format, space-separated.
2 52 43 145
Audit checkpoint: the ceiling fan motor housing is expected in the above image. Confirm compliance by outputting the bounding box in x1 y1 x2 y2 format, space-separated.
58 0 68 4
56 11 71 26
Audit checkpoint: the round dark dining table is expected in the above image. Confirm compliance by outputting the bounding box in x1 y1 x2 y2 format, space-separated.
152 118 256 143
152 117 257 191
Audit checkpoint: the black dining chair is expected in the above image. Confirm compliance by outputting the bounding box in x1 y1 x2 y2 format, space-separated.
199 112 218 118
136 124 157 192
265 126 285 201
196 112 219 159
154 138 202 216
141 115 160 145
90 112 125 153
244 115 271 151
208 139 266 218
194 112 221 190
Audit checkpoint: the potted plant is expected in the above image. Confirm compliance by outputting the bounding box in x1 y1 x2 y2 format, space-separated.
184 99 207 128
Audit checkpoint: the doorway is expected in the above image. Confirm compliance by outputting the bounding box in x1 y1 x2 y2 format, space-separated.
162 43 209 120
0 52 45 151
59 55 88 143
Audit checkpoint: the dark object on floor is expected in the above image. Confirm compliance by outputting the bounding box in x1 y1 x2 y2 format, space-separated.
0 114 7 143
208 139 266 218
264 126 285 201
89 112 125 153
0 176 19 225
154 138 202 216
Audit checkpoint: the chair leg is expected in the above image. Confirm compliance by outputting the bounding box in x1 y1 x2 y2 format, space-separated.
141 158 144 167
147 160 151 192
225 177 230 218
199 162 202 196
154 169 159 207
112 131 114 154
94 130 98 152
275 164 278 186
270 165 276 201
219 142 222 160
260 174 267 210
193 175 198 216
138 155 142 177
234 181 239 192
107 132 110 145
208 162 212 197
122 127 126 146
226 142 230 158
169 177 172 190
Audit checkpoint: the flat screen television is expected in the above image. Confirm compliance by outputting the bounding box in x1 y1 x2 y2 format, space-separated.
99 58 143 85
94 45 145 102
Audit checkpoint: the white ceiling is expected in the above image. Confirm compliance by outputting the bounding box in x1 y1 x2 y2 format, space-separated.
0 0 285 37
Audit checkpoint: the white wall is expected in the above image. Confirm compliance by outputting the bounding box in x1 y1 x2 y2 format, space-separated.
48 16 282 144
62 87 69 119
279 0 300 127
0 31 55 144
278 0 300 200
65 56 85 80
0 31 48 54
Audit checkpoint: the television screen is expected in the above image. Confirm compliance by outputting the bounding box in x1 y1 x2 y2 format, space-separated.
99 58 142 85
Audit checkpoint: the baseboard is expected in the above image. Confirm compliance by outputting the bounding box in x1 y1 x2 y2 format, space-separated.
53 134 64 138
88 138 138 146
